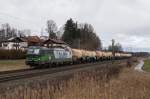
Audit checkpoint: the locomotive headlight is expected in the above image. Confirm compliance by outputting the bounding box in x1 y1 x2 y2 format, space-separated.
49 56 51 60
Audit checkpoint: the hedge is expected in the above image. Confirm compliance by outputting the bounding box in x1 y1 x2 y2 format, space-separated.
0 49 26 59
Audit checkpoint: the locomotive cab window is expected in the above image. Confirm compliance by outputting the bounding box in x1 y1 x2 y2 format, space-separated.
27 49 40 55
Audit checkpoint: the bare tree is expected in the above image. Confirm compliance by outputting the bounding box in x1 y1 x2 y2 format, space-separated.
18 29 31 37
1 23 17 39
108 42 123 52
46 20 58 39
57 25 65 39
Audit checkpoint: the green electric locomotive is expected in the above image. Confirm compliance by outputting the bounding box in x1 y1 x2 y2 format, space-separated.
26 46 72 67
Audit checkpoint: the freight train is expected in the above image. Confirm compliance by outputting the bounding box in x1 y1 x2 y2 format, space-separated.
26 45 132 68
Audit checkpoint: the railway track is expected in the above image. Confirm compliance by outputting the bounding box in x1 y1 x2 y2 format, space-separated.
0 59 126 83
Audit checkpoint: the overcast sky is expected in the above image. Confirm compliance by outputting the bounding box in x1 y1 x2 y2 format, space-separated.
0 0 150 52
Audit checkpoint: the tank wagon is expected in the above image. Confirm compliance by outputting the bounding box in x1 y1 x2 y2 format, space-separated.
26 46 132 68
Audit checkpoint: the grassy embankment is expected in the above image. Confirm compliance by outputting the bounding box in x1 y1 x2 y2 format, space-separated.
143 59 150 72
1 59 150 99
0 60 28 71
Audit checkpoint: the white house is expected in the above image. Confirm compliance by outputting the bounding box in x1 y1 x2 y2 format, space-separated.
1 37 28 50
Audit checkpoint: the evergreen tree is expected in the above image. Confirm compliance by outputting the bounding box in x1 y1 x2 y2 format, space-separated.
62 18 79 48
62 19 102 50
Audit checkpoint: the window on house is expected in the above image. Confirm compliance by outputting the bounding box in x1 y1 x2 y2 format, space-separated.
13 43 20 47
3 43 8 47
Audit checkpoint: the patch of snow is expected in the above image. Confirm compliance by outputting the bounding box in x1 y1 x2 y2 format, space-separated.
135 60 145 72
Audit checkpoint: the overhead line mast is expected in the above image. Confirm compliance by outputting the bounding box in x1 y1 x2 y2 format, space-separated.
112 39 115 59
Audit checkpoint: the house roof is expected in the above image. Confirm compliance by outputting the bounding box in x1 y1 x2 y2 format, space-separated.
2 36 67 45
2 36 41 43
4 37 27 42
43 38 66 45
40 36 49 40
27 36 41 43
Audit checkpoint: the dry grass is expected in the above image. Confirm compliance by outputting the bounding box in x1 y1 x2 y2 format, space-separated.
54 69 150 99
0 60 150 99
109 69 150 99
143 59 150 72
0 60 29 72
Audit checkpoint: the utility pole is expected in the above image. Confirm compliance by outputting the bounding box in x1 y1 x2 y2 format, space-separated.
112 39 115 59
41 28 44 37
77 38 80 49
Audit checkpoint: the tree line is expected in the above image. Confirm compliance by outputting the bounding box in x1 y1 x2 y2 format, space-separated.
46 18 102 50
0 23 30 42
46 18 123 52
108 43 123 52
0 18 123 52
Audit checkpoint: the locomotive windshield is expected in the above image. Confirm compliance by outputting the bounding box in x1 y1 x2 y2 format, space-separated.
27 48 40 55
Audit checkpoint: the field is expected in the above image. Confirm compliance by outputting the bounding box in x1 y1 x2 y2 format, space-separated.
0 60 29 72
143 59 150 72
1 59 150 99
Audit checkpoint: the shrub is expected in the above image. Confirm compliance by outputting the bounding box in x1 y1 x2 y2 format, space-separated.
0 49 26 59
